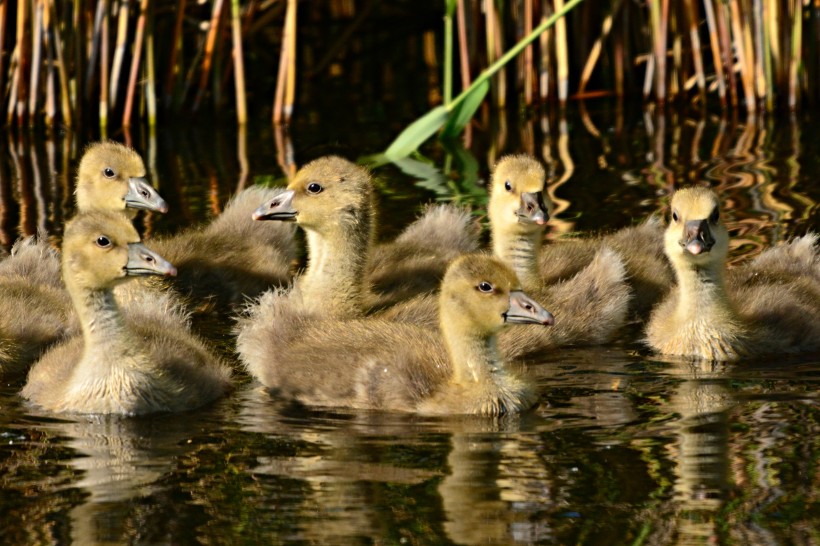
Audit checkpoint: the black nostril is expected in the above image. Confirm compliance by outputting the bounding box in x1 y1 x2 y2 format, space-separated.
270 200 279 208
141 190 149 197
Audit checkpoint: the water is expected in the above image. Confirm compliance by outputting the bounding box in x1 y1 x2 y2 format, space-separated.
1 103 819 545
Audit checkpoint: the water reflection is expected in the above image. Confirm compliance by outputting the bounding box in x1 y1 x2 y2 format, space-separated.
0 102 817 543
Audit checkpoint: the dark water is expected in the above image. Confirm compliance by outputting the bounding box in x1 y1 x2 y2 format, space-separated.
1 104 819 545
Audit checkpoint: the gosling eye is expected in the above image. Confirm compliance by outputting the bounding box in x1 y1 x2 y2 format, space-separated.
671 210 679 223
103 167 116 178
306 182 323 195
504 181 512 192
477 281 494 293
709 207 720 224
95 236 112 248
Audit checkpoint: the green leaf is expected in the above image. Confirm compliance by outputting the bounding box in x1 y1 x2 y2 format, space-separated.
445 0 457 16
392 156 450 196
384 105 450 161
439 80 489 140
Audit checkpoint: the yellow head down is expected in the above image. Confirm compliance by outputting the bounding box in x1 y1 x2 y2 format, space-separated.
75 141 167 214
62 211 176 291
440 254 554 337
488 155 551 234
664 186 729 269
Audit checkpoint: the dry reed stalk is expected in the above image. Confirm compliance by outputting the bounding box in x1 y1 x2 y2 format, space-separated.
236 122 248 190
578 0 620 95
15 0 30 125
46 0 72 127
145 1 156 127
613 15 623 97
0 1 6 117
7 49 19 124
523 0 533 105
230 0 247 125
539 8 551 100
110 0 130 108
715 1 737 107
670 5 680 98
787 0 801 109
42 1 55 127
767 0 783 90
762 0 774 110
85 0 105 100
702 0 726 106
194 0 225 112
29 0 44 123
752 0 766 102
684 0 705 101
272 35 288 124
729 0 755 112
643 54 654 99
486 0 506 107
284 0 296 122
456 0 471 88
648 0 668 103
554 0 568 104
164 0 186 107
122 0 149 127
100 0 110 131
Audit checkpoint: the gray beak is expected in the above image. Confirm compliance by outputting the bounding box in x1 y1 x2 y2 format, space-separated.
517 191 549 225
681 219 715 255
504 290 555 326
125 243 177 277
252 189 297 221
126 177 168 213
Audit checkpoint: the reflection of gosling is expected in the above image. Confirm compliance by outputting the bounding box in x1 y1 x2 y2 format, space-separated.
0 141 167 377
493 155 672 318
252 155 477 317
646 186 820 361
22 211 231 414
237 254 553 416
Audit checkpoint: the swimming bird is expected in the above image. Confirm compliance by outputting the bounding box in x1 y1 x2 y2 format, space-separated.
236 254 553 416
0 141 168 377
490 155 671 318
251 155 477 317
22 210 232 414
646 186 820 361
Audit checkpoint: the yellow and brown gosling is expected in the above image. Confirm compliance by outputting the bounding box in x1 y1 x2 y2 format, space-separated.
251 155 478 318
236 254 553 416
646 186 820 361
22 211 232 414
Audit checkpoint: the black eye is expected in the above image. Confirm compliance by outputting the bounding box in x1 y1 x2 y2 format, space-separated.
709 208 720 223
103 167 116 178
671 210 679 223
504 181 512 192
95 236 111 248
306 182 323 195
477 281 494 293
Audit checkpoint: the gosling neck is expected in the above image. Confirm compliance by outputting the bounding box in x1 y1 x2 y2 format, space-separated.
673 258 736 321
299 222 372 317
66 278 133 359
440 304 505 385
491 225 543 291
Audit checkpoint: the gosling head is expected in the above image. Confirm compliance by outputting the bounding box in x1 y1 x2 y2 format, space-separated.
441 254 554 337
253 156 374 235
75 141 168 214
664 186 729 270
488 155 551 236
62 211 177 291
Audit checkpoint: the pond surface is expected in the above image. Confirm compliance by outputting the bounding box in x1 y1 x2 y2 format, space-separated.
1 102 819 545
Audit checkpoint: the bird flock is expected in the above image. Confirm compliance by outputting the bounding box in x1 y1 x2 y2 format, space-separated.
1 143 817 417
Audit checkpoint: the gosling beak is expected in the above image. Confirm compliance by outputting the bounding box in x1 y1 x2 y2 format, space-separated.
503 290 555 326
252 189 297 221
125 243 177 277
516 191 549 225
125 177 168 213
680 219 715 255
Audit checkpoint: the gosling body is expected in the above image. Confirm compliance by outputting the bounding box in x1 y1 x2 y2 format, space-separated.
236 255 553 416
22 211 231 414
646 186 820 361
